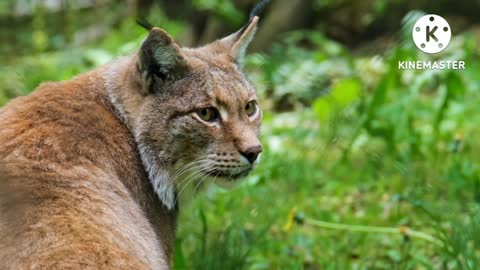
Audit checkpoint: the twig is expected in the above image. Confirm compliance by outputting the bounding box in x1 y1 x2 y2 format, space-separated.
285 209 443 247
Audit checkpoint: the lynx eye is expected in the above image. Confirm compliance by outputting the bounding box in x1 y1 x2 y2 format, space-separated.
245 101 258 117
196 107 219 122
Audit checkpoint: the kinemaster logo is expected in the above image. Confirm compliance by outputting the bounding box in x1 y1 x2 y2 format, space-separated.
398 14 465 70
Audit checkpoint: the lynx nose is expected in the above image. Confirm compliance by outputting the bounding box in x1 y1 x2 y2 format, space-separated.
240 145 262 164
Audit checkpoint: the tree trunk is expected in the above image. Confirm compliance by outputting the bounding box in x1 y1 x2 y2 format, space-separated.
249 0 315 53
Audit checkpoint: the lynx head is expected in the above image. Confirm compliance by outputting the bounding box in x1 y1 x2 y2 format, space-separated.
107 16 263 210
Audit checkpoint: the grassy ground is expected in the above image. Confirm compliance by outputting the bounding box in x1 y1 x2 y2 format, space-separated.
176 107 480 269
2 14 480 270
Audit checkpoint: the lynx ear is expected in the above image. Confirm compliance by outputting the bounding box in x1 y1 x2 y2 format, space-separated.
138 25 187 93
220 16 259 65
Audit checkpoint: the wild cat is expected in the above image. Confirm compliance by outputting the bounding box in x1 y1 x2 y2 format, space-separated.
0 1 267 269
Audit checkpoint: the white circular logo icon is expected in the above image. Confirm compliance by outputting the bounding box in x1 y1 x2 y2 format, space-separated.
412 14 451 54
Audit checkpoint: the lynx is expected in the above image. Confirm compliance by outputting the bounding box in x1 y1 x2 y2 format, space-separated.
0 6 264 270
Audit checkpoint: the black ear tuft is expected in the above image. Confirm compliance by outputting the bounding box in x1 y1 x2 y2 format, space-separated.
217 0 269 65
249 0 270 21
236 0 270 35
136 17 154 31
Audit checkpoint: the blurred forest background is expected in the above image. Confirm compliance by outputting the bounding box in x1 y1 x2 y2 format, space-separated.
1 0 480 269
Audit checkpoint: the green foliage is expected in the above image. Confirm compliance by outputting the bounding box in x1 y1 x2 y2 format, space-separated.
247 31 349 109
313 78 361 121
193 0 244 25
177 210 267 270
436 210 480 270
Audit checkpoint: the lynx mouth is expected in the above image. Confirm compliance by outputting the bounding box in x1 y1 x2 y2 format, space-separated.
204 168 251 180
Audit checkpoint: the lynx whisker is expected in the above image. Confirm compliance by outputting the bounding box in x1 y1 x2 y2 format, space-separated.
170 157 209 182
174 165 215 206
174 160 214 188
193 165 222 195
174 163 211 189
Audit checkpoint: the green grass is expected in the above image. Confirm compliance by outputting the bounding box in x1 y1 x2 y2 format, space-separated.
2 12 480 270
175 107 480 269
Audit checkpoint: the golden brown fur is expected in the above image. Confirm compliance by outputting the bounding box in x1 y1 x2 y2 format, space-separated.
0 15 262 270
0 71 176 269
